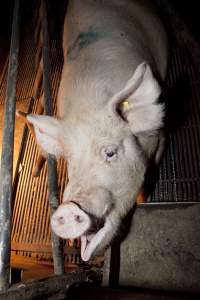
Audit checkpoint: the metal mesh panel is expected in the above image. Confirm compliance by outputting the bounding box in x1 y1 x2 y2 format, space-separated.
0 37 36 105
10 23 81 263
152 43 200 202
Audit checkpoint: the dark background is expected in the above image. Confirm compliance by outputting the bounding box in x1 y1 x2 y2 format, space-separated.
172 0 200 43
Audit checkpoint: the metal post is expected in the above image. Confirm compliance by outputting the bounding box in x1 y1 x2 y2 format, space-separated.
41 0 65 274
0 0 20 291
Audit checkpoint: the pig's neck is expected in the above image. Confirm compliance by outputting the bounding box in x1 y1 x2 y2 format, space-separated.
57 41 145 119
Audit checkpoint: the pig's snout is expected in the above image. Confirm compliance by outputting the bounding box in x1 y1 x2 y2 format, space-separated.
51 202 91 239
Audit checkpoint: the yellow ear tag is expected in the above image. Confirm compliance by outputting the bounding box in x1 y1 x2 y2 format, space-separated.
122 100 130 109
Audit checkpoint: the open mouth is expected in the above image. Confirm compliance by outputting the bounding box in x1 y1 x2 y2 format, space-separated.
80 215 105 261
51 201 108 261
81 234 95 261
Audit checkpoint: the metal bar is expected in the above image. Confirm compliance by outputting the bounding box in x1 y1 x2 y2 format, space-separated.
0 269 101 300
11 99 35 241
41 0 64 274
0 0 20 291
0 57 9 94
17 136 35 244
36 168 48 244
13 135 35 242
12 83 38 241
12 98 35 202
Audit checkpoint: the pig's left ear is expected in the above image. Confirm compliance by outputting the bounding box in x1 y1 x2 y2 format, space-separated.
111 62 164 134
27 114 63 157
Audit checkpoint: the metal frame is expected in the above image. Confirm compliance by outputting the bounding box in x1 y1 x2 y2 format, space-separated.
0 269 100 300
0 0 65 291
0 0 20 291
41 0 64 275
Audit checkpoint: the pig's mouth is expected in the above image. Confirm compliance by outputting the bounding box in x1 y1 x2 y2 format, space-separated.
81 234 96 261
80 213 105 261
66 200 107 261
51 201 109 262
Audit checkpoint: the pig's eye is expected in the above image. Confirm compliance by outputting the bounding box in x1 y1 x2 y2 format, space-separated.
102 145 118 162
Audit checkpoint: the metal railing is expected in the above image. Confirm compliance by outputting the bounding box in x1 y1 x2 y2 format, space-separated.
0 0 64 291
0 0 20 291
41 0 64 274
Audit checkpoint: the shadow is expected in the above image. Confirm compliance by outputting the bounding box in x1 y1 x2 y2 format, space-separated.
140 75 192 202
108 206 137 287
163 77 191 132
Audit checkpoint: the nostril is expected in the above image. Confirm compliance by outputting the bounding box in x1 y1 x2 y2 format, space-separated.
57 215 65 225
75 215 83 223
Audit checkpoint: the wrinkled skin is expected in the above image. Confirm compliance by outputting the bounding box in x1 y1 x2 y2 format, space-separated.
27 0 168 261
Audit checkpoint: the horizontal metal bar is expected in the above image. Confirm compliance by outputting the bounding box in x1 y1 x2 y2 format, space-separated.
11 242 80 256
0 269 101 300
138 201 200 206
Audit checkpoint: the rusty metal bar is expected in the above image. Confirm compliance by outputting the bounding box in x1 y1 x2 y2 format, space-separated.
41 0 64 274
0 269 101 300
0 0 20 291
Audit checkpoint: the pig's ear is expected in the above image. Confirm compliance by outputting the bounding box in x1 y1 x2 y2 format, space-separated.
111 62 164 134
27 114 63 157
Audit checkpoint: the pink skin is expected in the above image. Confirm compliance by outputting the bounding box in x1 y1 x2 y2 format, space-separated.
27 63 165 261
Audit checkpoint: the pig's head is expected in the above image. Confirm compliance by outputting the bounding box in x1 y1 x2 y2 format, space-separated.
27 62 164 261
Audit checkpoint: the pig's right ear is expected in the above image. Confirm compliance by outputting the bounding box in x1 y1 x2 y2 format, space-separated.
27 114 63 157
110 62 164 134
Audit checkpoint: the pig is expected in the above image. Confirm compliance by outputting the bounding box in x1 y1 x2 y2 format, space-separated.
27 0 168 261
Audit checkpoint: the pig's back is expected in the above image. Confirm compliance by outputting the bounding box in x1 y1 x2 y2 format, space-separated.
58 0 168 118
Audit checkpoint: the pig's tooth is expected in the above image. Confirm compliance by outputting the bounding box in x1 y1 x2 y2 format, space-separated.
81 235 87 260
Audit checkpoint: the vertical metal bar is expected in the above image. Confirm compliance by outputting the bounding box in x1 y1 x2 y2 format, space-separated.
0 0 20 291
41 0 64 274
